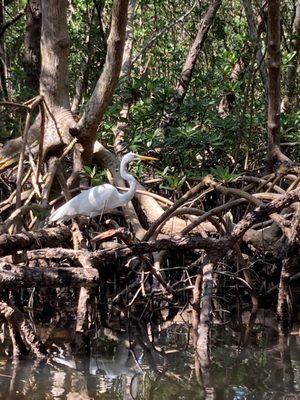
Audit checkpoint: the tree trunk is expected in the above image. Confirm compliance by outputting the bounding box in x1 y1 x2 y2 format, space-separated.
218 50 246 118
0 226 71 256
218 1 268 120
0 0 9 100
242 0 269 100
78 0 129 163
156 0 222 140
266 0 289 168
113 0 136 154
40 0 70 108
23 0 41 93
281 0 300 113
71 6 102 114
277 258 293 334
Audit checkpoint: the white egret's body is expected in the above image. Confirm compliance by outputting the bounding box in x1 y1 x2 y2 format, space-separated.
49 152 156 223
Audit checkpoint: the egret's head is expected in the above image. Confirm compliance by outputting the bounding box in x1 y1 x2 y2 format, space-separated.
124 152 158 163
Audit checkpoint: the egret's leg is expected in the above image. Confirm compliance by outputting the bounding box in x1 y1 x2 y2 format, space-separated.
95 200 108 232
99 200 107 222
83 224 93 249
89 201 108 247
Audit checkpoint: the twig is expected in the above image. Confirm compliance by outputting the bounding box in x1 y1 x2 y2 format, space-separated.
59 137 78 161
41 157 59 207
36 101 46 183
0 8 25 37
15 96 42 215
132 1 197 63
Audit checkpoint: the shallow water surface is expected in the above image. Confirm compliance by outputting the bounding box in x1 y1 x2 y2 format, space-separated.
0 325 300 399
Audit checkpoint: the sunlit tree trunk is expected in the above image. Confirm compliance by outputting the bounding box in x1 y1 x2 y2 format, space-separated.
113 0 136 155
40 0 70 109
78 0 129 163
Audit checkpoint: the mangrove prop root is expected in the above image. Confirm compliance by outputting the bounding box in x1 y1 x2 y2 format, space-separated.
0 301 47 359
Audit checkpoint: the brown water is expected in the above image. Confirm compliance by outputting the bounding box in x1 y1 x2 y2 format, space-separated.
0 324 300 399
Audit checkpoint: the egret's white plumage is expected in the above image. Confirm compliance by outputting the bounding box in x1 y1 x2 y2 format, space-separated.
49 152 157 223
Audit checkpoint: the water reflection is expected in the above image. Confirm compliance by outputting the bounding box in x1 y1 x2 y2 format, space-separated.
0 323 299 399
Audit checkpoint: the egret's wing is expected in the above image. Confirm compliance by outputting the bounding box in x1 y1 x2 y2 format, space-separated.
77 184 118 214
49 184 118 222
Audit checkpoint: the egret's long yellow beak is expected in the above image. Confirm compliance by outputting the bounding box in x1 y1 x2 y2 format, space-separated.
138 154 159 161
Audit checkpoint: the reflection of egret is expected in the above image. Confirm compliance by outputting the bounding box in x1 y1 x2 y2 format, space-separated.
49 152 157 223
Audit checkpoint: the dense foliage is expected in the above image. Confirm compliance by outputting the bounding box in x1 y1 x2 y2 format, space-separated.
1 0 299 194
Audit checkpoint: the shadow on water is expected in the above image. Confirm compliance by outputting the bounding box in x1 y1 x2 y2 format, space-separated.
0 316 300 399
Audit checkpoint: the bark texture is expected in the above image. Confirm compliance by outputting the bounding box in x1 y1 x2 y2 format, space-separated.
218 59 243 118
40 0 70 108
0 301 47 358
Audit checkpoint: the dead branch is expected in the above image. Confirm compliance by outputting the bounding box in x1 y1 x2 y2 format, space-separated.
231 187 300 239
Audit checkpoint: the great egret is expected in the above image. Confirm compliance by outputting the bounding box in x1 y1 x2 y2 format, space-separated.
49 152 157 223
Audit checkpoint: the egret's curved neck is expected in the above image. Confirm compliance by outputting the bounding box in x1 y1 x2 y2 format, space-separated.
119 158 137 203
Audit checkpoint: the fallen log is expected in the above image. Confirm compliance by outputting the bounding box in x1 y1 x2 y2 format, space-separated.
0 261 98 289
7 236 227 264
0 226 71 256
